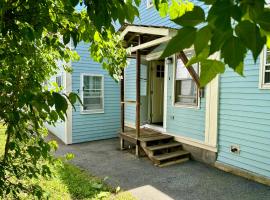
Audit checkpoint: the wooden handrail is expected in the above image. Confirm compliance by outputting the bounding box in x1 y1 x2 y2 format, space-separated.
121 100 137 104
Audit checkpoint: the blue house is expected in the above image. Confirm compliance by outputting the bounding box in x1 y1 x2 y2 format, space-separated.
47 0 270 185
46 42 120 144
118 0 270 184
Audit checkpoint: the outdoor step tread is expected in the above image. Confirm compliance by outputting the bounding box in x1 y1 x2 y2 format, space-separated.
152 150 190 161
147 142 182 151
157 157 189 167
140 135 174 142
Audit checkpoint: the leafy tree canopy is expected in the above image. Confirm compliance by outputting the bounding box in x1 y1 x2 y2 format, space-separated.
0 0 137 198
156 0 270 86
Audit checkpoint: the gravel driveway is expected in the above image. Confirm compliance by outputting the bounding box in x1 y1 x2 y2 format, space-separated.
52 135 270 200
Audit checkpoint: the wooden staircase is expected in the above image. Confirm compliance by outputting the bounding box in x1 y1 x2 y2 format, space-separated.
140 133 190 167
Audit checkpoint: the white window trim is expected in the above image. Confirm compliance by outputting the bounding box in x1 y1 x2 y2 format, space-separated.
172 53 201 109
146 0 154 9
80 73 105 114
259 46 270 89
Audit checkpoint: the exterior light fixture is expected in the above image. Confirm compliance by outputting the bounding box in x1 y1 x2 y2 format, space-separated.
166 57 173 64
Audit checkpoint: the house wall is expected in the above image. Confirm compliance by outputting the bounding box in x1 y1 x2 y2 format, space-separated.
133 0 207 27
124 59 148 126
45 63 67 143
166 57 206 142
217 52 270 178
71 42 120 143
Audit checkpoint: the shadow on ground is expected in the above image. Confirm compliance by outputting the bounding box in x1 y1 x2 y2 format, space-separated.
50 135 270 200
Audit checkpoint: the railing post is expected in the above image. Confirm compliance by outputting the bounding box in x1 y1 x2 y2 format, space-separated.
135 35 142 156
120 69 125 150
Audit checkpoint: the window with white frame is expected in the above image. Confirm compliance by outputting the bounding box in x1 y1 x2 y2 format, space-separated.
174 51 199 106
147 0 153 8
81 74 104 112
260 47 270 88
56 76 62 88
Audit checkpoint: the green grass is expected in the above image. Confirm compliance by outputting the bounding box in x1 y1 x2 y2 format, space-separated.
0 124 136 200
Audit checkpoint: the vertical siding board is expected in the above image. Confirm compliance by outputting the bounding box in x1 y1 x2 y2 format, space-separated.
71 42 120 143
218 52 270 178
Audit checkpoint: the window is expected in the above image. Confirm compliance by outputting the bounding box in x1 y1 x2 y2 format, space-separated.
147 0 153 8
260 47 270 88
81 74 104 113
56 76 62 88
156 64 164 78
174 51 199 106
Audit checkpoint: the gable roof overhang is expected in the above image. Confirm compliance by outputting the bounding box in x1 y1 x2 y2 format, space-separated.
119 24 177 57
119 24 201 88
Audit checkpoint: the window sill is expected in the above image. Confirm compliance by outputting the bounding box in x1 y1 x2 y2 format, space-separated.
173 103 200 109
80 110 104 115
259 84 270 90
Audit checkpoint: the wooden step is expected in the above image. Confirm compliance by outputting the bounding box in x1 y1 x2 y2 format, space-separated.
147 142 182 151
140 134 174 142
157 157 189 167
152 150 189 161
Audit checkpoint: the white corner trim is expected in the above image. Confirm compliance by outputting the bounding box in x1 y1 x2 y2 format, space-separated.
163 58 169 130
65 67 72 144
204 52 220 147
204 75 219 147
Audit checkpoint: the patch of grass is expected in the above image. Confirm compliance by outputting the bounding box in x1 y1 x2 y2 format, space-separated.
0 124 6 156
0 124 136 200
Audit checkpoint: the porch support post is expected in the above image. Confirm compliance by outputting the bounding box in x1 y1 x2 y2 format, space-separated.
120 69 125 150
135 35 142 157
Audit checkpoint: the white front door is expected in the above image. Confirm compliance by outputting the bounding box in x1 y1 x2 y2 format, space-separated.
150 61 164 124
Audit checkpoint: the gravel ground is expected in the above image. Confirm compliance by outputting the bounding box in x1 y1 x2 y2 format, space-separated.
51 135 270 200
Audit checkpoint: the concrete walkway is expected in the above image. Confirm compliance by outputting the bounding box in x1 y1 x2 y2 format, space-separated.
53 137 270 200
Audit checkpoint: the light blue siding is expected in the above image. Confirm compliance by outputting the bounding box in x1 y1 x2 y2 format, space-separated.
124 59 148 125
133 0 207 28
166 63 206 141
71 43 120 143
217 52 270 178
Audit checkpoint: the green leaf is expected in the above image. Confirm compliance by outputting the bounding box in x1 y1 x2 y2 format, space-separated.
63 32 70 45
210 29 232 54
68 93 77 104
173 6 205 27
53 92 68 113
235 20 266 61
231 5 242 22
267 35 270 49
69 0 79 7
234 62 244 76
161 27 197 58
221 36 247 69
194 26 212 55
200 59 225 86
187 47 210 66
158 2 169 17
256 10 270 32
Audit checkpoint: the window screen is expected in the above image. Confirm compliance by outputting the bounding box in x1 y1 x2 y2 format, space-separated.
82 75 104 112
174 52 199 106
